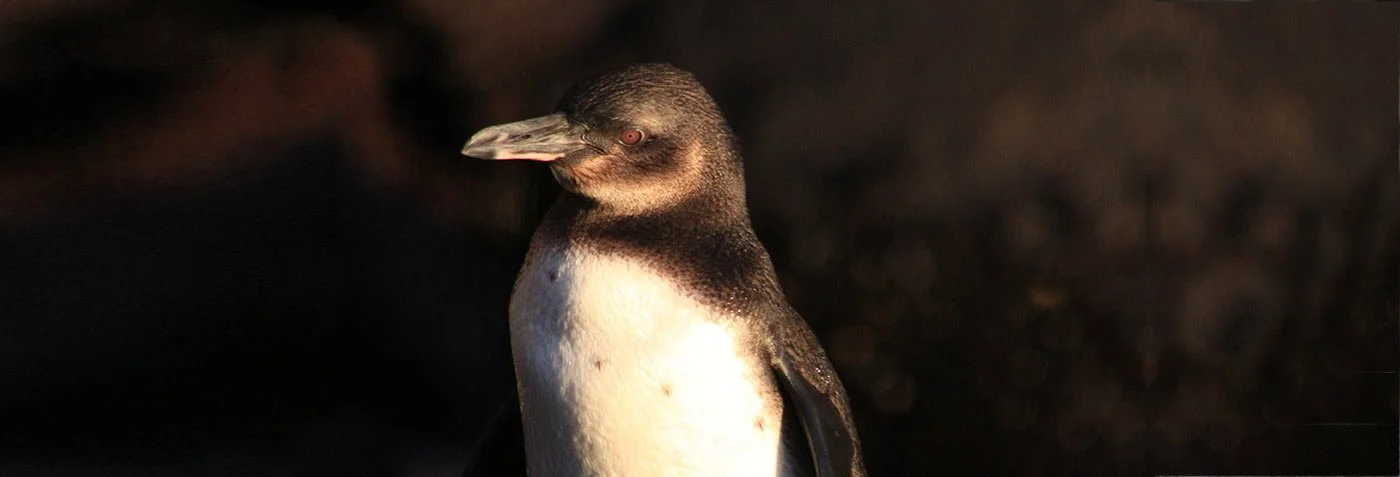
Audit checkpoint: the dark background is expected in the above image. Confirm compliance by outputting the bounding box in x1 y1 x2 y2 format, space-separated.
0 1 1396 476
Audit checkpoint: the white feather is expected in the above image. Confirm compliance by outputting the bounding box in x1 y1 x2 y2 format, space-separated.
509 245 791 476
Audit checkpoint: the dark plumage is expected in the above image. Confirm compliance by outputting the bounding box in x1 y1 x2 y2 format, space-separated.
461 63 864 477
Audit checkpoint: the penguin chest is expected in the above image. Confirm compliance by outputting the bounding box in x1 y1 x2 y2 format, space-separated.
508 247 788 476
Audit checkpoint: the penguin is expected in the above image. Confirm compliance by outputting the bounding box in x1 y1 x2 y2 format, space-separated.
460 63 865 477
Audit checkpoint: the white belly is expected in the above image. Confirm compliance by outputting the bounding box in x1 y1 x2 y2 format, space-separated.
508 245 788 477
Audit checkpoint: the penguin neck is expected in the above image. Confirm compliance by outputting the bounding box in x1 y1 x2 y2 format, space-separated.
544 186 750 240
530 166 781 323
545 153 753 237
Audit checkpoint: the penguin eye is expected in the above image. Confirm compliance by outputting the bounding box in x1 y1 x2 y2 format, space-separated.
618 129 645 146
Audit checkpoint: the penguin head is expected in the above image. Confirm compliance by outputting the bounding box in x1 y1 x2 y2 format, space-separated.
462 63 743 212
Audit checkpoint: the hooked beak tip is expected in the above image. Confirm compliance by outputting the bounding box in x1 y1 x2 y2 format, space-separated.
460 131 507 159
459 144 495 159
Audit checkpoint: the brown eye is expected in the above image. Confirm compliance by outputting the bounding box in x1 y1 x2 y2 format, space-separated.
619 129 645 145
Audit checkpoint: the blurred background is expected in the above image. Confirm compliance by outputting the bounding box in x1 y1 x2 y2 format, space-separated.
0 0 1396 476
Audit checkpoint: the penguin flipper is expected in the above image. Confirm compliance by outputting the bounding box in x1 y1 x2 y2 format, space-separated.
770 308 866 477
461 388 527 477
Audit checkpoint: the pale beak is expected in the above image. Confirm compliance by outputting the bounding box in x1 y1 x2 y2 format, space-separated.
461 112 590 162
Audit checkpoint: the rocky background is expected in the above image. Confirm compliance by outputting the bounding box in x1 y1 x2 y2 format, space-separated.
0 1 1395 476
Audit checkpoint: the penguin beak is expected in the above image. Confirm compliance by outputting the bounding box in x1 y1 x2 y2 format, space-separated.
461 112 591 162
